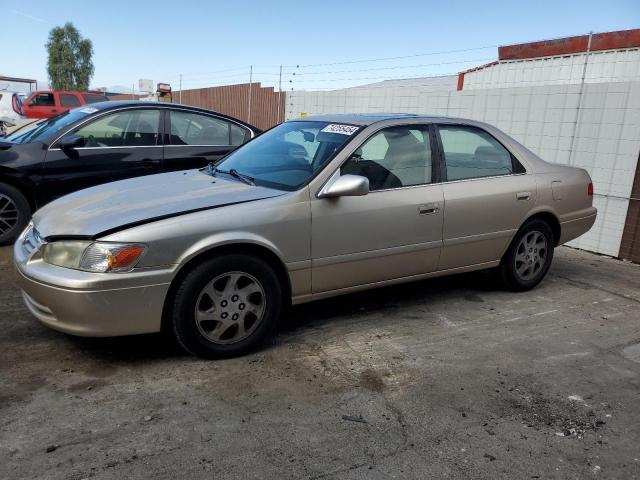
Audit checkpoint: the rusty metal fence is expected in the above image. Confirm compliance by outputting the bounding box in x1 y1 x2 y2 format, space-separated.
111 83 285 131
173 83 285 131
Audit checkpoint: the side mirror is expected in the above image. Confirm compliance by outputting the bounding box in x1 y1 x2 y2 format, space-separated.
318 174 369 199
59 134 85 151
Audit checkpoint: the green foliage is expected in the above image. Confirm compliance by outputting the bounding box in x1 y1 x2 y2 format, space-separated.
46 22 94 91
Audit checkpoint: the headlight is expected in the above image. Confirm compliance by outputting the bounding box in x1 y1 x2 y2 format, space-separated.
43 241 146 273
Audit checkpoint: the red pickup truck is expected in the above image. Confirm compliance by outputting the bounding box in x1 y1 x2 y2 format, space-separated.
21 90 109 119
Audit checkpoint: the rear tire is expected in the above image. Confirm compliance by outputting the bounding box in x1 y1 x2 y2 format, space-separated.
0 182 31 246
171 254 282 358
499 219 554 291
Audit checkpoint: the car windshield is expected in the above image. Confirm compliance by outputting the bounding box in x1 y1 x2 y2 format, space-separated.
214 121 358 191
3 107 96 144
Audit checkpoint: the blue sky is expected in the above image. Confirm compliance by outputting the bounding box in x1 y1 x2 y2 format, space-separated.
2 0 638 92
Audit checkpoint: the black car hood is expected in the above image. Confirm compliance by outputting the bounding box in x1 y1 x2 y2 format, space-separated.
33 170 284 238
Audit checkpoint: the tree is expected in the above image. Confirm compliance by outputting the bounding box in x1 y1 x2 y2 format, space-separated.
46 22 94 91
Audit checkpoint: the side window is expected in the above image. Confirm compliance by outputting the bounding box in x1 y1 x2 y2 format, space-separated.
82 94 108 104
439 126 514 181
30 93 55 107
169 111 231 145
230 123 249 146
73 110 160 147
341 126 432 191
60 94 81 107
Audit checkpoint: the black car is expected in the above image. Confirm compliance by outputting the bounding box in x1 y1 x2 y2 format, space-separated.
0 101 260 244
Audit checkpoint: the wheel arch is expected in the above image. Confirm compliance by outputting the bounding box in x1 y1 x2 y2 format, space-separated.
161 242 293 332
522 210 561 246
0 169 37 212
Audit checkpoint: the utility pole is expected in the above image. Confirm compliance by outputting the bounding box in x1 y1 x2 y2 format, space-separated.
247 65 253 123
276 65 282 124
568 31 593 166
179 74 182 104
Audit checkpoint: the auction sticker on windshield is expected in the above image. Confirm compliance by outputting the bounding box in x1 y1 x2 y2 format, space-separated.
321 124 359 135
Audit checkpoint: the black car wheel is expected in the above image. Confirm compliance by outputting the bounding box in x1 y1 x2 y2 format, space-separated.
499 219 555 291
171 254 282 358
0 182 31 245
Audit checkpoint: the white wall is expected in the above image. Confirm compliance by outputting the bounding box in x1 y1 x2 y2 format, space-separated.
286 81 640 257
463 49 640 90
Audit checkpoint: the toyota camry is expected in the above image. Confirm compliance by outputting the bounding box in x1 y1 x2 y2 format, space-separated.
14 114 596 358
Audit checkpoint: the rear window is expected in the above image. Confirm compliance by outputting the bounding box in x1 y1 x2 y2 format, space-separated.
82 94 108 104
60 94 81 107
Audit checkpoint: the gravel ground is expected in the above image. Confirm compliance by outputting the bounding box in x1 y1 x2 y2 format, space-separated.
1 245 639 480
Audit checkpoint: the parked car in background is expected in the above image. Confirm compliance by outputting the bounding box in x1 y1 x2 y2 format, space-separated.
21 90 109 118
0 101 260 243
13 114 597 358
0 91 26 135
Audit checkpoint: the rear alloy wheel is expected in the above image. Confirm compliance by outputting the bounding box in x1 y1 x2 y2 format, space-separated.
0 183 31 245
172 254 282 358
514 230 548 281
500 219 554 291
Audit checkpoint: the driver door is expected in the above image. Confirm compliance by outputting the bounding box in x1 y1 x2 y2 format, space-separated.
310 125 444 293
41 108 163 202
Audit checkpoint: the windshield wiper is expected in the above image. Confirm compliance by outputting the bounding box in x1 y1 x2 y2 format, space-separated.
210 164 255 186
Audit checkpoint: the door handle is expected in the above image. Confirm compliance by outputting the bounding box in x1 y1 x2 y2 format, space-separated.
418 203 440 215
516 191 531 200
140 159 159 169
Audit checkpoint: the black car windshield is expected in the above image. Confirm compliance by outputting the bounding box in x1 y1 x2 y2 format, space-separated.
214 121 359 191
3 107 97 144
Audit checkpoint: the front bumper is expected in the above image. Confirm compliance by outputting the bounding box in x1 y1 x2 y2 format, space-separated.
14 236 175 337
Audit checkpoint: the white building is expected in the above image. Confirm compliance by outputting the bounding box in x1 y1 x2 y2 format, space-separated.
287 29 640 261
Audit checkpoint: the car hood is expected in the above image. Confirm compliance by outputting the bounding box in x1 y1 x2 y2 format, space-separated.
33 170 285 238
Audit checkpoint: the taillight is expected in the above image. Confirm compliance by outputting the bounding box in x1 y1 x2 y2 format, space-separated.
587 182 593 196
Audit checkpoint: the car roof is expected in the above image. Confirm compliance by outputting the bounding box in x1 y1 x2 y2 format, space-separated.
79 100 260 131
290 113 464 126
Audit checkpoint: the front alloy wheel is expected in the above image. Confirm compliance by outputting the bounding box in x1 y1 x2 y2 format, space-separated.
172 254 282 358
0 183 31 245
195 271 266 344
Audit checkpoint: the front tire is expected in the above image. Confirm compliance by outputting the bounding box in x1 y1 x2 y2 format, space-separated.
0 182 31 246
499 219 555 291
171 254 282 358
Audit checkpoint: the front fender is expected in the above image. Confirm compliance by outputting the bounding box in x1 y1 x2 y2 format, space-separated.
176 231 286 267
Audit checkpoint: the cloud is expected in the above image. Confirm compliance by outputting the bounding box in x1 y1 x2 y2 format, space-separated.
10 9 50 24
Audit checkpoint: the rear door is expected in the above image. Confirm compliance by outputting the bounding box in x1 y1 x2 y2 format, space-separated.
436 124 536 270
163 109 252 171
41 108 163 201
56 92 82 115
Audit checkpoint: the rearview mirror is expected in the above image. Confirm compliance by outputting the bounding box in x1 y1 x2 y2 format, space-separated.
59 134 86 151
318 174 369 198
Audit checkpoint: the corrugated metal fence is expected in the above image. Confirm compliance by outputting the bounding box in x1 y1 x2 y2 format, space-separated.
110 83 285 131
174 83 285 131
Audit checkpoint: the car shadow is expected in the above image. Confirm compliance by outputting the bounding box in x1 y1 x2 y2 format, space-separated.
61 269 500 361
63 332 188 363
279 268 500 336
